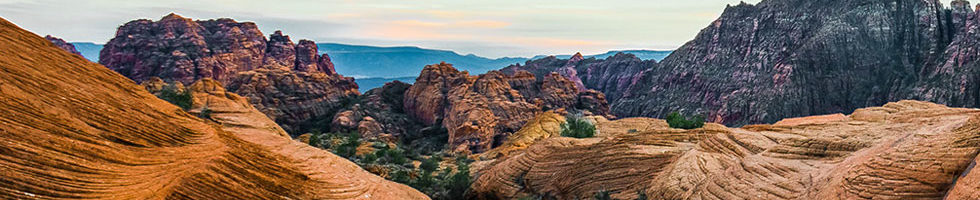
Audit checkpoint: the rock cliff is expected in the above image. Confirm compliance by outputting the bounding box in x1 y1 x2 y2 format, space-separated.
0 17 425 199
404 62 611 154
614 0 961 126
99 14 358 133
509 0 980 127
471 100 980 199
502 52 655 105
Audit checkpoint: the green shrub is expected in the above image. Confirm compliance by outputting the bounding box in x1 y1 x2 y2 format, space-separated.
412 170 436 190
593 190 612 200
157 86 193 110
388 149 408 165
391 169 412 183
360 153 377 164
334 132 361 158
666 112 704 129
561 115 596 138
198 106 213 120
443 159 472 199
308 130 323 148
420 156 440 172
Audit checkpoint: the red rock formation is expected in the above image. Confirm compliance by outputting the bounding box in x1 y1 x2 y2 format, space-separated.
264 30 296 67
99 14 358 133
331 81 422 139
404 62 611 153
403 62 472 126
226 67 357 131
501 52 654 105
43 35 81 56
0 17 426 199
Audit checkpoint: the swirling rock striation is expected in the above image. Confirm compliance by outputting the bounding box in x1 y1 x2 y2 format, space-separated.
471 100 980 199
0 17 425 199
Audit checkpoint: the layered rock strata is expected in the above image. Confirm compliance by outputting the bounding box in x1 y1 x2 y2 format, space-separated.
471 100 980 199
0 17 425 199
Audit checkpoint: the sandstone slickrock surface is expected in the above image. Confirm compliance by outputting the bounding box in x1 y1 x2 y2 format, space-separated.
508 0 980 127
471 100 980 199
43 35 82 56
0 17 426 199
404 62 611 153
99 14 357 133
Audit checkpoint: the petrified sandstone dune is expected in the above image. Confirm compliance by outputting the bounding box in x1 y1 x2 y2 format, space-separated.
471 100 980 199
0 17 426 199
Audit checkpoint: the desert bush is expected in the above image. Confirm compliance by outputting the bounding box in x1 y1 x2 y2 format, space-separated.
666 112 704 129
334 132 361 158
157 85 193 110
593 190 612 200
198 106 213 120
442 158 472 199
561 115 596 138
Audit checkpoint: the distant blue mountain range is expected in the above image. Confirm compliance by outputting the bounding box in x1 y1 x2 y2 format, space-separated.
317 43 527 79
355 77 417 93
70 42 671 92
71 42 102 62
530 50 673 61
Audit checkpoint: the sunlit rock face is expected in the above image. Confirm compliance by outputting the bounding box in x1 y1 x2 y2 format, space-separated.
0 17 426 199
472 100 980 200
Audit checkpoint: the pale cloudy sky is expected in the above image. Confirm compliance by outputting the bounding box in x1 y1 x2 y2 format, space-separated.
0 0 960 57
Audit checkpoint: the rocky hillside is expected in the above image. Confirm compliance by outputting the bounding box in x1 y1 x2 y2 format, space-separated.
0 17 425 199
502 52 656 103
471 100 980 199
614 0 959 126
400 62 611 154
99 14 358 133
509 0 980 126
44 35 81 56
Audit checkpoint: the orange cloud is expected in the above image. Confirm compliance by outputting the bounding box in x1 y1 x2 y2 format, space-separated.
455 20 510 29
424 10 465 19
391 20 447 28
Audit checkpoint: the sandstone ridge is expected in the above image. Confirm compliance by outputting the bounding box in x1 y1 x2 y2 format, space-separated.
0 17 426 199
471 100 980 200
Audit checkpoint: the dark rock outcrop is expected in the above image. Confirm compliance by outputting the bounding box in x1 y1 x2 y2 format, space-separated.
99 14 358 133
226 67 358 131
330 81 422 140
404 62 611 153
615 0 975 126
502 52 655 105
913 2 980 107
44 35 82 56
511 0 980 127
